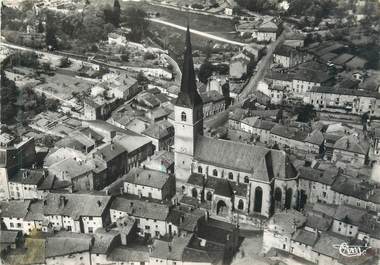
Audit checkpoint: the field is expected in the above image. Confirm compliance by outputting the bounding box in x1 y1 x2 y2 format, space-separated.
33 72 96 101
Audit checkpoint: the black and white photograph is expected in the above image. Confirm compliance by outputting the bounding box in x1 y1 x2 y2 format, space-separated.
0 0 380 264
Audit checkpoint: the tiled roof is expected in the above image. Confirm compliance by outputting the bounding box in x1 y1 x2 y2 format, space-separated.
194 136 297 181
124 167 171 189
0 200 30 218
292 229 318 246
44 192 111 220
110 197 169 221
46 233 92 258
334 204 367 226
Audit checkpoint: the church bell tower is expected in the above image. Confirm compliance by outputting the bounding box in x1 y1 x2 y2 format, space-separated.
174 25 203 186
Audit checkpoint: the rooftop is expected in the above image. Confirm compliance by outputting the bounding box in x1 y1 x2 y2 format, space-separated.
292 229 318 246
110 197 169 221
124 167 171 189
44 192 112 220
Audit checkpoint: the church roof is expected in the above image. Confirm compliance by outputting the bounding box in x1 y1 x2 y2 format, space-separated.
194 136 297 182
175 25 203 108
214 179 234 198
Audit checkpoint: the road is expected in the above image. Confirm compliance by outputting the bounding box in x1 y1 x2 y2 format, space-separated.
237 28 287 100
148 18 246 47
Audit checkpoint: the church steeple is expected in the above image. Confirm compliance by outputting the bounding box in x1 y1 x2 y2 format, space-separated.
175 25 203 108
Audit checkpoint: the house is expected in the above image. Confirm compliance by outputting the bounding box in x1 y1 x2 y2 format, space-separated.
43 192 112 233
252 20 279 42
110 197 170 238
0 135 36 200
331 204 367 238
200 90 226 118
83 97 113 121
23 200 45 235
240 118 276 144
331 134 369 166
229 53 250 79
141 150 174 174
45 232 93 265
109 76 138 100
108 32 127 45
0 200 30 234
291 68 332 97
262 210 306 253
8 169 46 200
305 86 380 116
142 120 174 151
290 229 318 262
298 166 339 206
2 238 45 265
122 167 175 200
107 247 150 265
0 230 23 250
91 229 121 265
272 45 312 68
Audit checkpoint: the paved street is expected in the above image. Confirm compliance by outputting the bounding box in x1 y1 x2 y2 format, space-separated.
148 18 246 46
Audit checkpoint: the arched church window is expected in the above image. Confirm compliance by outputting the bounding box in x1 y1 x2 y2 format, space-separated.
181 111 187 121
213 169 218 176
198 166 203 173
238 199 244 210
228 172 233 180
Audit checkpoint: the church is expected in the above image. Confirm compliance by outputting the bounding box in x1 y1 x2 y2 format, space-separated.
174 26 299 221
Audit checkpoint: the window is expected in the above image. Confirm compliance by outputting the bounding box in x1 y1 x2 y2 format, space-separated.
145 225 150 230
17 223 21 228
228 172 233 180
213 169 218 176
181 112 186 122
238 199 244 210
198 166 203 173
10 223 14 228
322 192 326 198
244 176 249 183
89 217 93 221
88 227 93 233
155 231 160 237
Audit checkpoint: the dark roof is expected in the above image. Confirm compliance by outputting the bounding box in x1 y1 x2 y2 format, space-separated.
292 229 318 246
298 167 338 185
0 230 21 244
187 173 205 187
197 218 236 244
334 204 367 226
0 200 30 218
142 120 173 140
293 68 331 83
110 197 169 221
331 175 374 202
214 179 234 197
11 169 45 185
108 247 149 262
46 233 92 258
194 136 297 181
305 210 333 232
176 26 203 108
309 86 380 99
274 45 297 57
200 90 225 104
92 229 120 254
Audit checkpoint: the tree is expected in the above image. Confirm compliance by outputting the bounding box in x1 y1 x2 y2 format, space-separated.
45 14 58 50
16 51 39 68
113 0 121 27
121 53 129 62
124 7 149 42
59 57 71 68
295 104 316 123
198 61 213 84
37 20 44 33
136 71 148 85
0 70 18 124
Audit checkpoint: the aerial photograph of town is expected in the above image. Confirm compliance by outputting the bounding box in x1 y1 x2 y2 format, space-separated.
0 0 379 264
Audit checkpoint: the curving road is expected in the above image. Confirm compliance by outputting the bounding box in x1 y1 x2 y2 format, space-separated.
148 18 246 47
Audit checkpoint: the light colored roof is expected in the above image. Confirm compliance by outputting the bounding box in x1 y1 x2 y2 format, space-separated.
142 120 173 139
115 134 152 153
46 233 92 258
150 234 192 261
292 229 318 246
333 134 369 155
44 192 112 220
334 204 367 226
0 200 30 218
108 247 149 262
124 168 171 189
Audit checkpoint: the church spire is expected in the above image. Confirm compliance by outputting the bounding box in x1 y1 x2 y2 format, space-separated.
175 24 203 108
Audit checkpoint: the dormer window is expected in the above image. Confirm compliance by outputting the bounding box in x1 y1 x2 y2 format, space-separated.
181 111 187 122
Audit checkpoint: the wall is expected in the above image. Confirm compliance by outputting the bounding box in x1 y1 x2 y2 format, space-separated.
46 251 91 265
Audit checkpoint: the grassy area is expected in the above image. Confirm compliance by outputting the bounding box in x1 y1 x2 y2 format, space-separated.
120 1 238 40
